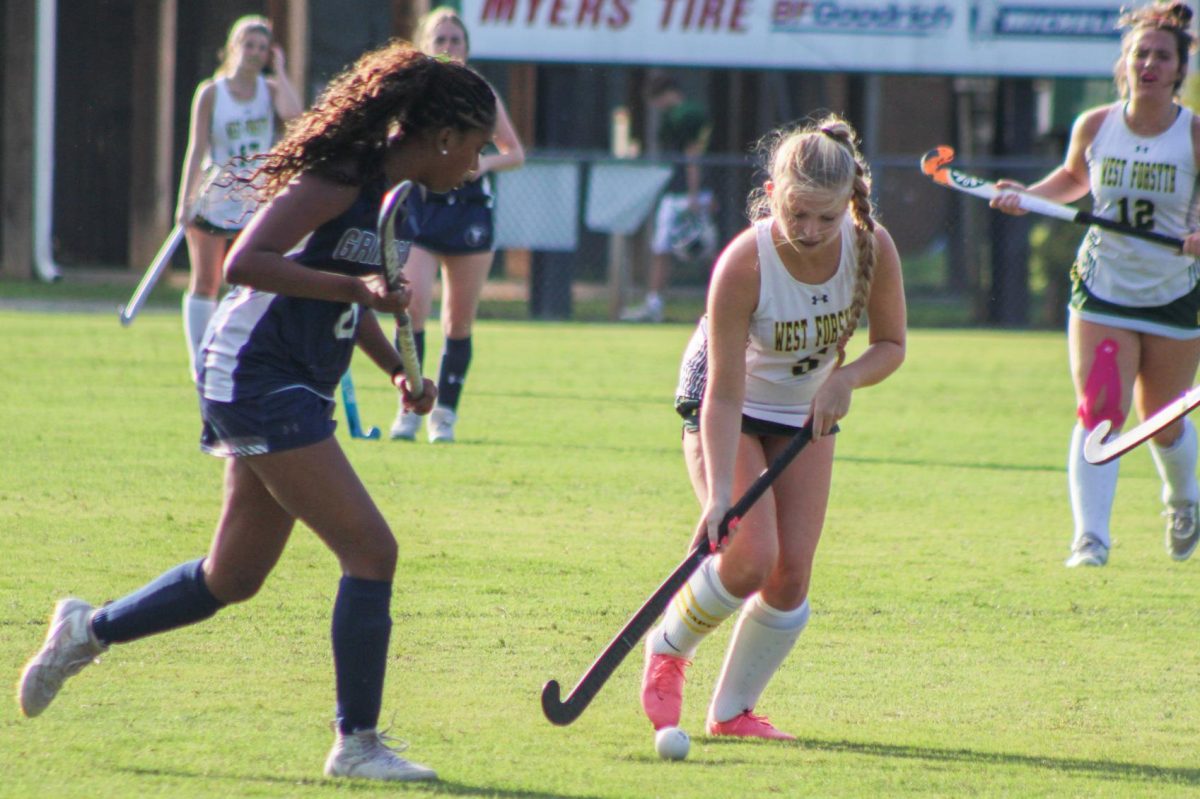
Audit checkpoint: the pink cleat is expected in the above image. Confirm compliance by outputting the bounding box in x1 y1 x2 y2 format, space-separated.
707 711 796 741
641 646 691 730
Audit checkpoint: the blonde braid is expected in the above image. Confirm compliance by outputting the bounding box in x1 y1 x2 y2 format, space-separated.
817 124 878 364
837 162 877 361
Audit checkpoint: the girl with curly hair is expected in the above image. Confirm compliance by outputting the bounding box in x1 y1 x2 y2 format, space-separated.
17 40 496 783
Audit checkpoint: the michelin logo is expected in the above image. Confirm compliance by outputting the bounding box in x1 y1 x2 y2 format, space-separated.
971 3 1122 39
771 1 954 35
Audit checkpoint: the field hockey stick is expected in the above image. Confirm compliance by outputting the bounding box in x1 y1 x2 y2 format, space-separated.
920 145 1185 252
119 167 223 326
540 420 825 726
377 180 423 400
118 224 186 325
1084 384 1200 464
340 372 381 440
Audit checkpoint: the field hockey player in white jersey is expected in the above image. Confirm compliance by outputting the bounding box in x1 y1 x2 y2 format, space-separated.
17 42 498 782
175 15 302 377
641 115 906 740
992 1 1200 567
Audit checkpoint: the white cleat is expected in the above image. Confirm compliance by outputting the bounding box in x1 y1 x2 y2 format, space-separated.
390 408 422 441
16 598 106 717
428 407 457 444
1164 502 1199 561
324 729 437 782
1065 533 1109 568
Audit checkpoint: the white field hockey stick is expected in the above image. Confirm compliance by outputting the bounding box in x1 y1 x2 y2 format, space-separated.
1084 385 1200 464
119 167 222 326
119 224 186 325
377 180 423 399
921 146 1185 252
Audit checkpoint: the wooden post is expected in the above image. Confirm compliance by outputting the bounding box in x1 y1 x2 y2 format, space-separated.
393 0 429 41
128 0 177 273
267 0 309 100
504 63 536 282
606 107 637 320
1 0 37 279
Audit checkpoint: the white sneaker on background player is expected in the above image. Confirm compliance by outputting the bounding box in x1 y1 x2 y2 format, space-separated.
428 407 457 443
390 407 422 441
1164 502 1199 561
1065 533 1109 568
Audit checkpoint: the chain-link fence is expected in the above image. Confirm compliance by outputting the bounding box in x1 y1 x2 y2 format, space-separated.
491 152 1071 327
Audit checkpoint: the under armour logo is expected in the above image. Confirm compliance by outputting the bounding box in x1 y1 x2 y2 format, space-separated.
811 294 830 304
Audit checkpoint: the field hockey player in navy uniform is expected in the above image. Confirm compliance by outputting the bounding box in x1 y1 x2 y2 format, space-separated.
640 115 906 740
992 1 1200 567
389 7 526 443
175 15 302 377
17 42 497 783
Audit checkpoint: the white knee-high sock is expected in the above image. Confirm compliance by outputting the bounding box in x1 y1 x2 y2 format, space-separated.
183 294 217 376
709 595 810 724
1150 418 1200 507
649 556 742 659
1069 423 1120 548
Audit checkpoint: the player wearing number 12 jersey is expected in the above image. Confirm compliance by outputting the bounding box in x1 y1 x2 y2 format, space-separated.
991 1 1200 567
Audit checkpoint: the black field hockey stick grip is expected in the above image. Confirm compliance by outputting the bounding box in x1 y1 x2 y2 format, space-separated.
540 421 826 726
1074 211 1184 251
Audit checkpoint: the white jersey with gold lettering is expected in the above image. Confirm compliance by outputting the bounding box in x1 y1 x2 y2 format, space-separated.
1076 103 1200 307
742 215 858 427
195 75 274 231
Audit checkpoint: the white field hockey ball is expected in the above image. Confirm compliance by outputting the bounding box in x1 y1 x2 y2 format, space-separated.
654 726 690 760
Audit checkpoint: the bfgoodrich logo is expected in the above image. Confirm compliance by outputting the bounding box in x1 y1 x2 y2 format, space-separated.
771 0 955 35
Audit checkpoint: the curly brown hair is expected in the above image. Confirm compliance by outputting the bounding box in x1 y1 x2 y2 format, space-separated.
251 40 496 198
1114 1 1196 96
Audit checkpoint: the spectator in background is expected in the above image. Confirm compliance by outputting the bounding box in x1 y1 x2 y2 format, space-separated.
622 75 714 323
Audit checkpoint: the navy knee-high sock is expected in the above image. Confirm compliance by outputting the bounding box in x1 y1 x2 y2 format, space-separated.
437 336 472 410
331 576 393 734
394 329 426 378
90 558 225 645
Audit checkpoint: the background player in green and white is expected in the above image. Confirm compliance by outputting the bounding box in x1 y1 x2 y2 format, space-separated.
992 0 1200 567
175 14 302 376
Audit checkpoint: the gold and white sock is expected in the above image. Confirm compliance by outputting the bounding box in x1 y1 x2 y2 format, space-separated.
649 556 742 658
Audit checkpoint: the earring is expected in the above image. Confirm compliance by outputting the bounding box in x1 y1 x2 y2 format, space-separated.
440 148 448 156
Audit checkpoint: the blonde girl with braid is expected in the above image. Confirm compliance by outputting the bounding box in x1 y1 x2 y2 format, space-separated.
18 41 497 783
642 114 906 740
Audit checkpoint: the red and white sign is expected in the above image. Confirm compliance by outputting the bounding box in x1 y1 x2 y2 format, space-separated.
463 0 1131 77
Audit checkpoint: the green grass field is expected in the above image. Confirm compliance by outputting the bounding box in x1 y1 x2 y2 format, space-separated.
2 309 1198 798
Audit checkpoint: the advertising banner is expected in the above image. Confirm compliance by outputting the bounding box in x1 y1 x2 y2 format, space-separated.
463 0 1130 77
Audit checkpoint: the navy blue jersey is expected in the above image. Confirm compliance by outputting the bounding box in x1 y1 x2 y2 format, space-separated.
197 178 414 403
